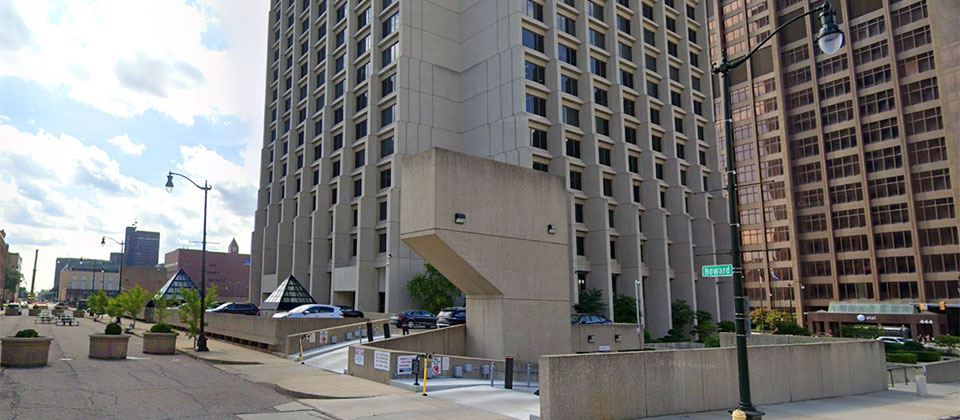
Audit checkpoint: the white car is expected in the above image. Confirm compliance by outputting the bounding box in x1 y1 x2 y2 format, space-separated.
6 304 22 315
272 304 344 319
876 336 907 344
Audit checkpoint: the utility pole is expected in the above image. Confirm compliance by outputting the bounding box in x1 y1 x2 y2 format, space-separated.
29 249 38 295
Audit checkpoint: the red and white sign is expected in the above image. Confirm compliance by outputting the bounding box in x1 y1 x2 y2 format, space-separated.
431 360 441 375
319 331 328 344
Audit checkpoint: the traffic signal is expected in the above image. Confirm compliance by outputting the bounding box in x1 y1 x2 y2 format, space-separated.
940 301 947 311
919 303 926 311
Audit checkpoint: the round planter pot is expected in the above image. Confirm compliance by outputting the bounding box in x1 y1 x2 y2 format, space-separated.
1 337 53 367
73 310 85 318
88 334 130 359
28 308 41 316
142 332 177 355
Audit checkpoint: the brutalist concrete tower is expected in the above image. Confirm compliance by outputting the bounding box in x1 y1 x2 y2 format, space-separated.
252 0 733 336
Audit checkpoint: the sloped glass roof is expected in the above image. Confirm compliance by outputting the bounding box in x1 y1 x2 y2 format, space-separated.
260 275 317 311
152 268 199 303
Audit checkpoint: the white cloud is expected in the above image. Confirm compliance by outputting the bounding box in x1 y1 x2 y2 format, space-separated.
0 123 255 292
106 134 146 155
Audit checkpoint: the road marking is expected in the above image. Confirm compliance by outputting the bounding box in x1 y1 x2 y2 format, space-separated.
127 356 151 360
59 358 73 361
171 359 181 362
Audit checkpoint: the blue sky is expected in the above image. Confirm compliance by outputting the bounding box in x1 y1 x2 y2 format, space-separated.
0 0 270 291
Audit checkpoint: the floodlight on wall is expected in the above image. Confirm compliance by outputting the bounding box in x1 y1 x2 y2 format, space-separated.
587 335 595 343
454 213 466 224
547 224 557 234
615 334 622 342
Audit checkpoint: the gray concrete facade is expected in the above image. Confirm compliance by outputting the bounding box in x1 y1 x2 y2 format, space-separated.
251 0 733 336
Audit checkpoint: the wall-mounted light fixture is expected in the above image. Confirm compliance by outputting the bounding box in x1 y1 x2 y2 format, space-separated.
587 335 595 343
547 224 557 234
454 213 466 224
615 334 622 342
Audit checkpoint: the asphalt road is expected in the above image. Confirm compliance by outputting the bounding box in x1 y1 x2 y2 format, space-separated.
0 312 297 420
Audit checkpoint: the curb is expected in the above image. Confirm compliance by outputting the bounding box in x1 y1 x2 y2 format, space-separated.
174 348 263 365
273 382 375 400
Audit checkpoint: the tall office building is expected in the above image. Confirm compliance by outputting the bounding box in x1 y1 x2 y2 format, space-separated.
708 0 959 322
124 226 160 267
252 0 733 335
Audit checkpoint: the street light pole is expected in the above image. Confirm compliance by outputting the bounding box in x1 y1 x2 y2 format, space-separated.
634 279 645 346
712 2 843 418
166 171 213 352
102 236 125 295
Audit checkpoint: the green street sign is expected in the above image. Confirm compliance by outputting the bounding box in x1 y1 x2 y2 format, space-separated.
702 264 734 278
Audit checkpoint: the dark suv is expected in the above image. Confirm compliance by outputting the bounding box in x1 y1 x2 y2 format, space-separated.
436 307 466 327
390 310 437 328
206 302 260 316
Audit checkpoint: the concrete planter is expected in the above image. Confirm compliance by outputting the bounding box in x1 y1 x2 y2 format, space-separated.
28 308 41 316
88 334 130 359
52 309 64 316
73 310 85 318
142 332 177 354
1 337 53 367
4 307 19 316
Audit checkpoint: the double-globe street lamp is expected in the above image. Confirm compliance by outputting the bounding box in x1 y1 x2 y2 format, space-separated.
713 2 844 418
101 236 125 294
165 171 213 352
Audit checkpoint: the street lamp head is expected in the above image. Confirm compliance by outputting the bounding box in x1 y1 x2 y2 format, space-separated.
100 237 106 246
816 3 844 55
165 173 175 193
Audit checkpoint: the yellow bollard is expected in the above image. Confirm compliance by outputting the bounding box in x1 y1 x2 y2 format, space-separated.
732 409 747 420
422 355 430 396
299 335 304 364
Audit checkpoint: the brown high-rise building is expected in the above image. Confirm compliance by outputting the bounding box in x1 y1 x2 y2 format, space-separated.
708 0 959 323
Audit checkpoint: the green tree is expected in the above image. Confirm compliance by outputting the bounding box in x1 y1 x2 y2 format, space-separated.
4 266 22 295
667 299 696 339
106 296 126 322
177 286 218 341
934 335 960 351
693 310 718 342
406 264 461 315
717 320 736 332
153 295 175 326
88 291 110 320
574 288 607 316
120 285 151 329
613 294 638 323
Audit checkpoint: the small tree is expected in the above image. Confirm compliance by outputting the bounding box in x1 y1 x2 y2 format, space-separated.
153 295 175 326
613 294 638 324
693 310 718 342
106 296 126 327
177 287 218 341
88 291 109 320
934 335 960 351
121 285 151 329
717 320 736 332
667 299 696 339
574 288 607 316
4 266 22 296
406 264 461 315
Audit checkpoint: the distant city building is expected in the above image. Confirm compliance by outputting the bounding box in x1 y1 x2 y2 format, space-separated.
124 226 160 267
164 238 251 302
58 263 119 301
54 257 110 292
8 252 21 272
119 266 168 297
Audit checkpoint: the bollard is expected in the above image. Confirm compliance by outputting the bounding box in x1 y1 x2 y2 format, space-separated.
731 409 746 420
299 336 305 364
526 364 531 387
916 375 928 397
383 323 391 339
366 321 374 343
505 357 514 389
488 362 495 386
413 355 420 386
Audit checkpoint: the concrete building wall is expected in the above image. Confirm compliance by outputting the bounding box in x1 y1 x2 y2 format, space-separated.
58 267 120 301
252 0 732 337
539 340 886 420
709 0 960 323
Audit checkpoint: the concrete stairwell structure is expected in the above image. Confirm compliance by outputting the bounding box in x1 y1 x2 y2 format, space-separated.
400 148 571 361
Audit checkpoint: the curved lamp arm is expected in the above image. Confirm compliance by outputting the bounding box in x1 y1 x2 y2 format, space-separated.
714 1 833 74
166 171 212 191
102 236 123 246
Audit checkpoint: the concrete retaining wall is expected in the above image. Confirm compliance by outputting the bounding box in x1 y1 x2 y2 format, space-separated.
540 340 886 420
719 332 858 347
571 324 642 353
283 319 391 354
163 311 374 351
363 324 468 356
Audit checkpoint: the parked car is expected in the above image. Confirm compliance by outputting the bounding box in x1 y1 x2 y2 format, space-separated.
207 302 260 316
272 304 344 319
337 305 364 318
437 307 466 327
571 314 612 325
876 336 908 344
390 310 437 328
6 303 22 315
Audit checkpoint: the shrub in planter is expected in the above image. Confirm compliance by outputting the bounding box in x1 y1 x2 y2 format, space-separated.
884 342 906 353
886 352 918 364
1 329 53 367
704 336 721 348
104 322 123 335
143 323 178 355
903 341 925 351
914 351 941 363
